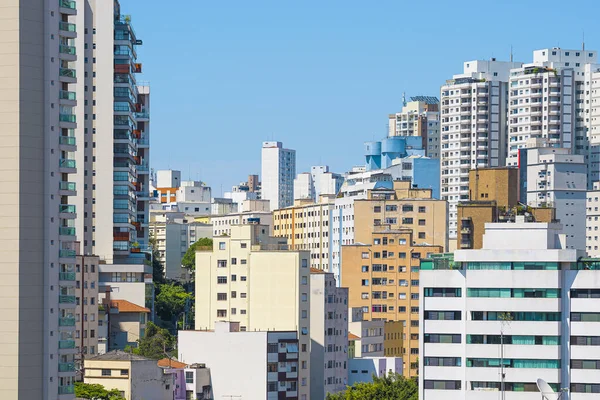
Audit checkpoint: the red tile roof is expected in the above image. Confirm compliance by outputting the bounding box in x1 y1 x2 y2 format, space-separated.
348 333 361 340
110 299 150 313
157 358 188 369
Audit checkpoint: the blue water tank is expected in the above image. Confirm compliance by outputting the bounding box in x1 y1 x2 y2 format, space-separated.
381 137 407 168
364 141 382 170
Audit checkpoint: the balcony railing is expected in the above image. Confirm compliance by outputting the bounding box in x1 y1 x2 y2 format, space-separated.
59 159 76 169
58 362 76 372
59 205 76 214
59 249 76 258
59 0 76 9
59 295 76 304
59 136 76 146
59 45 76 55
59 22 76 32
59 227 76 236
59 90 76 101
58 385 75 395
138 164 149 171
58 317 75 326
59 181 76 192
135 111 149 119
59 114 76 123
59 68 76 79
59 272 76 281
58 339 76 349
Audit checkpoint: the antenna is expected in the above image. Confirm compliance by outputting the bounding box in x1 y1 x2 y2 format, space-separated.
582 30 585 52
402 92 406 107
510 45 513 62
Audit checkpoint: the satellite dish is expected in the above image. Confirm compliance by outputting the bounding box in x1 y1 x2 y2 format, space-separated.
536 378 559 400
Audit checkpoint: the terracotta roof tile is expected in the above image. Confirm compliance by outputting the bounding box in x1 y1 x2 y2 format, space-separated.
348 333 361 340
310 268 326 274
157 358 188 369
110 299 150 313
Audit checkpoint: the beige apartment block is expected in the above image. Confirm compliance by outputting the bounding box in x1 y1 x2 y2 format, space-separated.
353 180 448 250
74 254 100 379
195 224 311 399
342 229 442 378
273 198 334 271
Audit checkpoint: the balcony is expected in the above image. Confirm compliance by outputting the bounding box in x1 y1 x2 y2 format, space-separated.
58 362 75 372
59 272 76 281
59 136 76 146
58 317 75 326
59 90 76 101
135 111 149 120
59 295 76 304
59 0 77 14
59 204 76 214
58 340 76 349
59 159 76 171
138 164 149 173
59 67 76 83
59 181 76 195
59 44 76 60
59 22 76 32
59 227 76 236
58 385 75 395
59 249 76 258
59 113 76 123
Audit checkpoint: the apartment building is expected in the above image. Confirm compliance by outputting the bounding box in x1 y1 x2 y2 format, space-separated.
342 228 443 377
179 322 302 400
149 218 212 281
98 261 154 313
195 224 311 398
586 182 600 256
419 218 600 399
388 96 440 159
211 210 273 236
348 309 403 359
519 147 587 250
273 199 334 271
457 167 555 249
261 141 296 210
107 300 150 351
74 254 100 378
309 270 348 398
440 58 523 240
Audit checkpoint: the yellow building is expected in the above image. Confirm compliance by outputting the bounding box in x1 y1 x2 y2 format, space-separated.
195 223 311 399
383 321 403 357
342 228 442 377
353 180 448 250
84 350 173 400
457 167 556 249
273 197 334 270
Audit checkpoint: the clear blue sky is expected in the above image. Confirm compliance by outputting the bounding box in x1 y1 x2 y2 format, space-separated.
125 0 598 195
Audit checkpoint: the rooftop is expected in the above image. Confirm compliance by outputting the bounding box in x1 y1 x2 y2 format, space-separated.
157 358 188 369
87 350 151 362
110 299 150 313
348 333 361 340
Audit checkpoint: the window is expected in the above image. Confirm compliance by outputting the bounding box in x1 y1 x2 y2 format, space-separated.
301 293 308 302
217 293 227 301
241 276 247 282
361 279 369 286
219 242 226 250
425 311 461 320
424 334 461 343
217 260 227 268
301 259 308 268
362 252 369 259
301 327 308 335
231 274 237 282
402 217 413 224
185 371 194 384
241 293 247 298
241 243 247 248
402 205 413 212
374 206 381 213
217 276 227 284
361 265 369 272
217 309 227 317
101 369 111 376
418 232 426 239
120 369 128 376
267 343 278 353
423 380 461 390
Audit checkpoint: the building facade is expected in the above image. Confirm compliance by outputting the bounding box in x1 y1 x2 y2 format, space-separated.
194 224 311 398
440 59 523 240
586 182 600 257
309 270 348 398
211 211 273 236
261 141 296 210
388 96 440 159
75 254 100 378
419 219 600 399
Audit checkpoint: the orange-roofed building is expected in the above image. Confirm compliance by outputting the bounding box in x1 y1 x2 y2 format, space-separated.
108 299 150 351
157 358 188 369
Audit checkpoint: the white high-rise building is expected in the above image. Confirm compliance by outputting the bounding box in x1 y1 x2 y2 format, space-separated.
294 172 314 200
261 141 296 210
440 59 523 240
586 182 600 257
419 218 600 400
520 147 587 250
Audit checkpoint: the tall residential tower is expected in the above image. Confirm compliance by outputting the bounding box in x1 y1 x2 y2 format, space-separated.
261 141 296 210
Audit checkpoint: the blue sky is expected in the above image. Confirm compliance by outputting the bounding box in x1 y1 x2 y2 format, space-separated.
125 0 598 195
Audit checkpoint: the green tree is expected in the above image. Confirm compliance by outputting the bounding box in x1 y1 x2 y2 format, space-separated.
326 374 418 400
181 238 213 270
129 321 176 359
148 234 165 284
155 282 193 325
75 382 125 400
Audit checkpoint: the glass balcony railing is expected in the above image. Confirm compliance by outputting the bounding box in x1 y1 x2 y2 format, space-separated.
59 227 76 236
59 136 76 146
58 385 75 395
59 272 76 281
58 362 76 372
59 181 76 191
59 68 76 79
135 111 149 119
138 164 149 171
58 340 76 349
59 249 76 258
59 22 76 32
59 90 76 101
58 317 75 326
59 205 76 214
59 159 76 169
59 45 76 55
59 113 76 123
59 0 76 10
59 295 76 304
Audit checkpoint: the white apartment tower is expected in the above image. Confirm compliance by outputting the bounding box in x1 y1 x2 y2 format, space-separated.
440 59 523 239
294 172 314 200
420 219 600 399
586 182 600 257
261 141 296 210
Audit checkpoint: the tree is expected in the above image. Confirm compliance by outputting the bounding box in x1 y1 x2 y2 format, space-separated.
181 238 212 270
155 282 193 326
75 382 125 400
148 234 165 284
326 374 418 400
130 321 176 359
